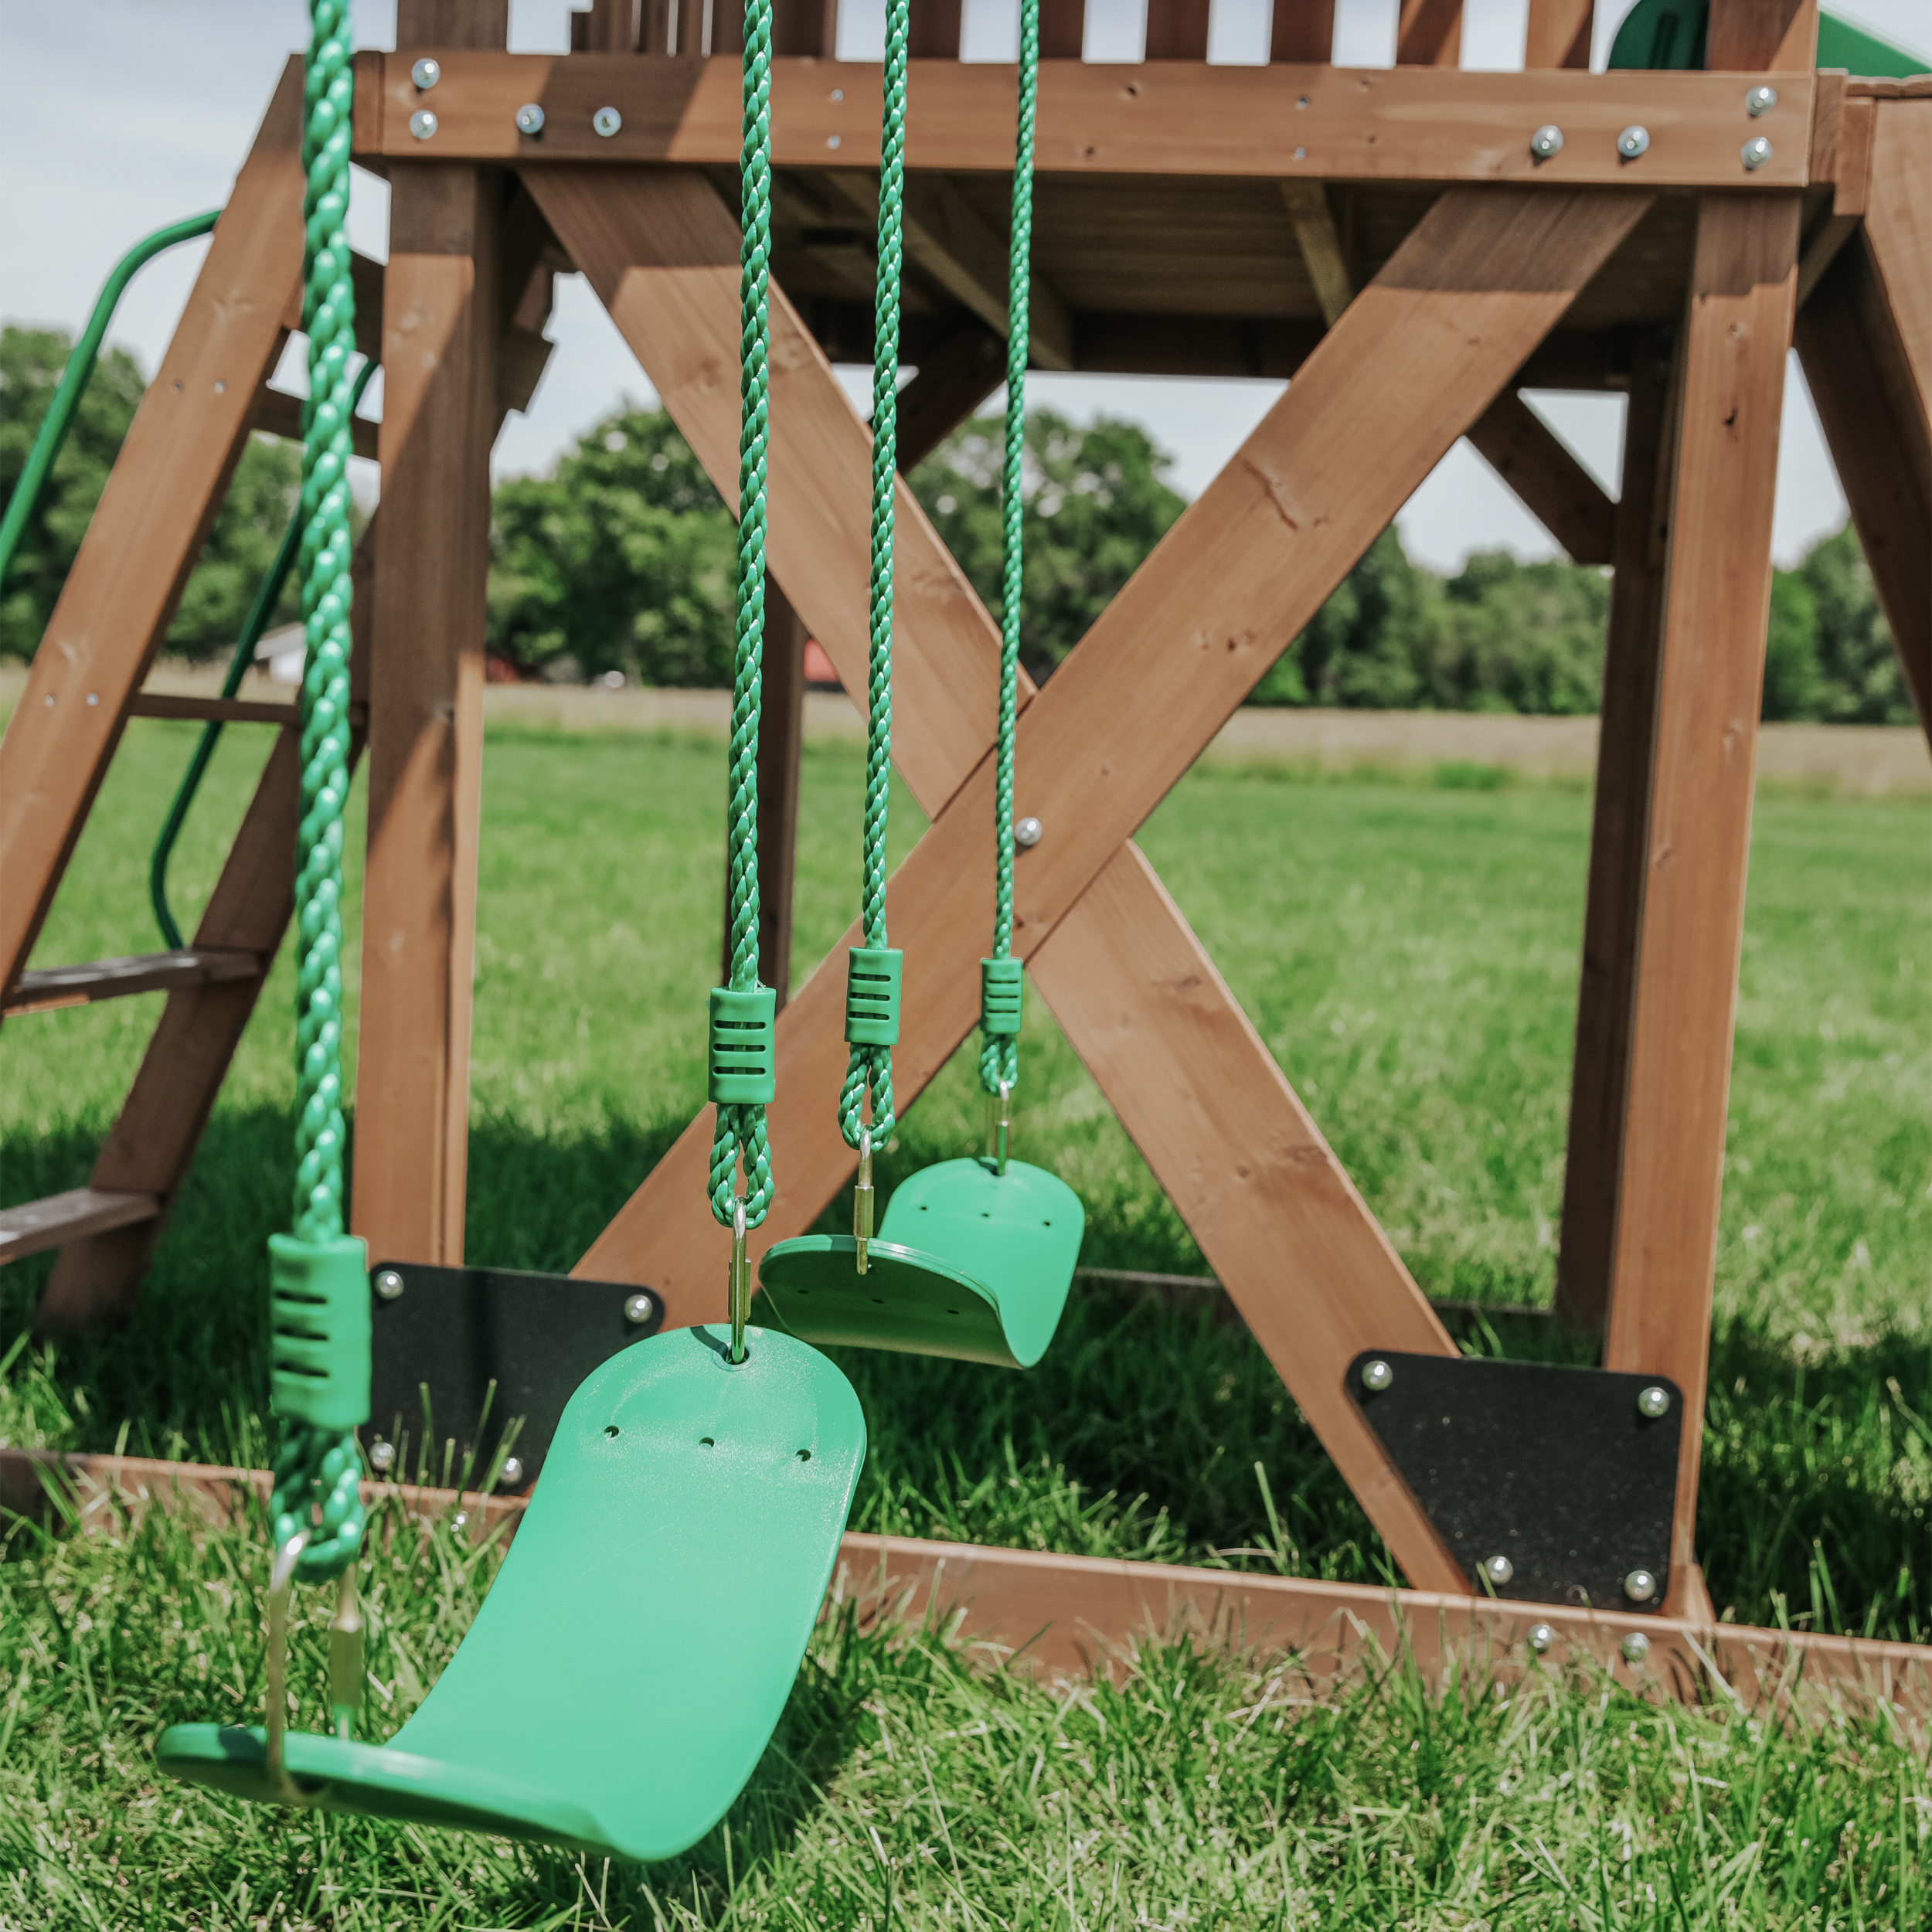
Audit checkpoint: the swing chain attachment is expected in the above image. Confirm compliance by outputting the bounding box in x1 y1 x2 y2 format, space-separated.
854 1128 876 1274
264 1532 316 1806
328 1565 362 1740
727 1198 751 1363
985 1080 1013 1176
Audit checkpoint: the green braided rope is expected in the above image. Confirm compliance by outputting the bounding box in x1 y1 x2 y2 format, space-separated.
709 0 778 1228
978 0 1039 1103
274 0 364 1585
838 0 913 1154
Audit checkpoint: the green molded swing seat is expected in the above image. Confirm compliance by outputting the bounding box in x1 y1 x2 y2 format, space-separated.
157 1325 864 1862
755 1157 1083 1369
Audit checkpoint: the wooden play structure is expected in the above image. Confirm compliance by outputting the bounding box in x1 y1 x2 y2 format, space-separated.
4 0 1930 1717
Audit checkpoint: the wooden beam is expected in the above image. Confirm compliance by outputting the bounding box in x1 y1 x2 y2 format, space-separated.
1860 101 1932 456
908 0 962 60
355 55 1816 190
2 948 260 1019
1397 0 1464 66
0 62 305 999
1524 0 1593 69
1796 92 1873 310
1554 326 1679 1336
1038 0 1085 59
1270 0 1336 64
1464 390 1617 565
253 383 379 458
750 583 808 1008
896 325 1005 471
1278 179 1352 328
1603 192 1801 1619
0 1191 158 1266
124 693 301 726
1143 0 1210 61
1706 0 1818 70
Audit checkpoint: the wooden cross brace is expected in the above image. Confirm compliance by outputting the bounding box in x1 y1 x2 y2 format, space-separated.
529 168 1659 1594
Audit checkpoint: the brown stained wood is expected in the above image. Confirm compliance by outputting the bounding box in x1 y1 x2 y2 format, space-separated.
1143 0 1211 61
0 62 305 998
253 383 379 458
1278 180 1352 327
352 165 505 1271
1604 193 1801 1618
1861 103 1932 448
1706 0 1818 70
1464 390 1617 564
1270 0 1336 63
585 0 638 49
753 584 808 1007
525 166 1014 817
0 1192 158 1267
3 949 261 1018
397 0 509 40
1397 0 1464 66
124 693 302 726
1028 844 1463 1589
896 325 1005 471
1039 0 1086 60
358 55 1815 190
1524 0 1593 69
908 0 963 60
1554 326 1678 1336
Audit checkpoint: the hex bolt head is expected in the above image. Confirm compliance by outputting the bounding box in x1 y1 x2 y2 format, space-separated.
1617 124 1651 161
1624 1567 1659 1604
1741 137 1774 172
368 1439 396 1472
1014 815 1044 849
624 1292 657 1327
374 1268 406 1301
593 106 623 138
1360 1358 1393 1393
1529 124 1564 160
1483 1553 1515 1588
1746 84 1778 117
1621 1631 1651 1665
409 109 439 141
1526 1622 1556 1655
498 1455 526 1488
411 57 441 90
516 102 546 137
1637 1384 1671 1420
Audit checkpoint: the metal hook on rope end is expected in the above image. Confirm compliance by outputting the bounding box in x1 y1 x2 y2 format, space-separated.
264 1531 314 1805
985 1079 1012 1176
853 1128 875 1275
726 1198 750 1363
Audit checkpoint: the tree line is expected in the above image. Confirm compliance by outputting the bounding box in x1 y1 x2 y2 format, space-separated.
2 325 1911 726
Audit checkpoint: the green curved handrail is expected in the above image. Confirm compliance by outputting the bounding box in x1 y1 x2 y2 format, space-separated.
0 209 221 593
151 358 376 950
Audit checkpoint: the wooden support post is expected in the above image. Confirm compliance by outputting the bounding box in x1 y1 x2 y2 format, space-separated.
896 326 1005 471
1705 0 1818 70
1602 194 1801 1618
909 0 963 60
1144 0 1211 61
1553 326 1678 1336
733 583 808 1008
1524 0 1594 69
774 0 838 56
1396 0 1464 66
1279 181 1352 328
1270 0 1337 64
1464 391 1617 566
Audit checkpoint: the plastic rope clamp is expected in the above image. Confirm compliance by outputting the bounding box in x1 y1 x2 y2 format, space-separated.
845 947 903 1046
268 1233 371 1430
708 985 777 1103
981 957 1023 1037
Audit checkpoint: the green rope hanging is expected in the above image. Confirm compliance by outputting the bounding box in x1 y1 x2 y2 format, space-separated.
978 0 1040 1103
836 0 914 1155
707 0 779 1230
268 0 368 1587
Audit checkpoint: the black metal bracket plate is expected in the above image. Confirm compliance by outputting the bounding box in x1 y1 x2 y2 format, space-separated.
1348 1351 1683 1614
367 1263 665 1493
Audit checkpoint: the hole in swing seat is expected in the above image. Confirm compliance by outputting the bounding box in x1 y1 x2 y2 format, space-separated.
699 1437 716 1448
604 1425 620 1439
796 1449 811 1462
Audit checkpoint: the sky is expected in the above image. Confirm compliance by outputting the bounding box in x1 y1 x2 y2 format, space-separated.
3 0 1925 572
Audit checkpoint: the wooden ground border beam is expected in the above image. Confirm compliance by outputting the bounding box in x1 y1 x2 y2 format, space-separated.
3 1448 1923 1729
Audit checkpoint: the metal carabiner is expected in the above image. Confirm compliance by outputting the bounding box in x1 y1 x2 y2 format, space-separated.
853 1127 875 1274
726 1196 751 1362
986 1078 1012 1175
263 1530 313 1804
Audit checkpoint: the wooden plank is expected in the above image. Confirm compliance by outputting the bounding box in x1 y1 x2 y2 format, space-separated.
3 949 260 1018
908 0 963 60
251 383 379 458
1524 0 1594 70
896 325 1005 471
351 162 503 1272
1554 326 1678 1335
124 693 301 726
0 61 305 999
7 1447 1926 1721
1464 390 1617 564
1143 0 1210 61
750 583 807 1008
1861 101 1932 447
1039 0 1085 60
1397 0 1464 67
1270 0 1336 64
1603 192 1801 1620
359 55 1816 189
1278 179 1352 328
0 1190 158 1266
1706 0 1818 70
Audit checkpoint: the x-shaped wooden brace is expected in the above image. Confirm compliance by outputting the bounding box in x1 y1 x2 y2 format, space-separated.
529 170 1653 1590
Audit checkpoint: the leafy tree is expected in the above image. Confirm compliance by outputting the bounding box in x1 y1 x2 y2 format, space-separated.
1428 553 1609 715
1798 525 1911 725
1251 527 1440 708
488 404 736 684
1761 567 1824 721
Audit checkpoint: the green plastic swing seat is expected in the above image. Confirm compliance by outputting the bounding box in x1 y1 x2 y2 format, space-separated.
157 1324 864 1862
755 1156 1083 1369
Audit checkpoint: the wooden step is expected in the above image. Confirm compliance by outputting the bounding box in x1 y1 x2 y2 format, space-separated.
4 947 261 1016
125 692 298 726
0 1188 159 1264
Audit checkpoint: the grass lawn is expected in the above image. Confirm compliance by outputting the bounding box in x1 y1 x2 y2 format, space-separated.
2 713 1928 1927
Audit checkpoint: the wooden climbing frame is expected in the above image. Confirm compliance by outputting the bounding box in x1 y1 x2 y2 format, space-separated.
2 0 1928 1702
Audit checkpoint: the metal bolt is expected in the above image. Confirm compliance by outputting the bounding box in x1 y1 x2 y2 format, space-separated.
1529 124 1564 160
593 106 622 138
409 109 439 141
374 1268 405 1301
411 57 441 90
1293 146 1308 162
1637 1384 1671 1420
1620 1631 1651 1665
498 1455 526 1488
827 134 842 149
1741 136 1773 172
1624 1567 1659 1604
1526 1622 1556 1655
1617 125 1650 161
1360 1358 1393 1393
368 1439 395 1472
516 102 546 136
624 1292 657 1326
1746 84 1778 117
1483 1553 1515 1588
830 87 843 102
1015 815 1043 849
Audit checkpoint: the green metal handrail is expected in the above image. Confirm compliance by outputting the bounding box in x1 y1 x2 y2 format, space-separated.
0 209 221 592
150 359 376 950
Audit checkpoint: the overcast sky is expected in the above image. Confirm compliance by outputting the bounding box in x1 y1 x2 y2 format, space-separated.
3 0 1924 570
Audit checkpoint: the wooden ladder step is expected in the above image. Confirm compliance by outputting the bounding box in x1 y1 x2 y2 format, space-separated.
0 1188 160 1264
126 693 299 726
4 947 262 1016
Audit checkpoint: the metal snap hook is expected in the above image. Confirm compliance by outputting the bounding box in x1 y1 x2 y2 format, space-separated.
727 1198 750 1362
853 1127 875 1275
987 1079 1013 1175
264 1532 314 1804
